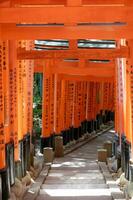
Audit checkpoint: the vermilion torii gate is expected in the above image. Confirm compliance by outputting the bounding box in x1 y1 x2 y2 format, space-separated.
0 0 133 199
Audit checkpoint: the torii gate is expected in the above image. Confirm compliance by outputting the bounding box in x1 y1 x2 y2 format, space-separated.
0 0 133 199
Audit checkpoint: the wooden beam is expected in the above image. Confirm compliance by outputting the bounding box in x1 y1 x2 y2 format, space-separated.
1 24 133 40
10 0 127 6
58 74 114 82
44 64 114 76
17 47 129 60
34 59 115 72
0 6 132 24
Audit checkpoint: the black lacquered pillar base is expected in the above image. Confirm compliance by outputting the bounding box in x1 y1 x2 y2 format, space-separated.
1 169 10 200
73 127 79 140
6 142 15 186
121 135 126 172
110 111 115 121
66 129 71 144
96 114 100 130
62 130 67 146
112 133 119 157
87 121 92 133
78 126 82 138
94 120 97 132
24 134 31 171
124 140 131 180
40 136 51 153
70 127 74 142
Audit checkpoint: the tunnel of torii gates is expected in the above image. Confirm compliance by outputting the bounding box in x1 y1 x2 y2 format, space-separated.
1 0 133 198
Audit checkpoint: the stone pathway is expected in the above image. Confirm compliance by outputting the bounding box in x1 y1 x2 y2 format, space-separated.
37 131 114 200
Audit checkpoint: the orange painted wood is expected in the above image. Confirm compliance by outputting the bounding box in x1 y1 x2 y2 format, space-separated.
0 6 131 24
73 82 79 128
44 65 115 77
2 41 10 144
58 74 114 82
60 79 66 131
35 59 115 70
9 40 19 161
2 24 133 40
42 61 51 138
17 47 129 60
0 41 6 169
7 0 129 6
68 81 75 127
55 75 62 134
49 74 55 134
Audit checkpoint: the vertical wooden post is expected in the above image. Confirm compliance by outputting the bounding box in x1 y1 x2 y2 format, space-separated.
0 41 5 171
41 60 51 151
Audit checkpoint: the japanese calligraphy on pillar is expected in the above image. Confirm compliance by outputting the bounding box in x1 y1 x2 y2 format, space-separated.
50 74 55 134
0 41 5 169
74 82 79 128
26 41 34 134
2 41 10 144
77 82 82 126
55 77 61 134
68 81 74 128
9 40 19 161
42 73 51 137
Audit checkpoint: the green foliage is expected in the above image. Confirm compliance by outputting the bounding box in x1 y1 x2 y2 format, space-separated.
33 73 42 136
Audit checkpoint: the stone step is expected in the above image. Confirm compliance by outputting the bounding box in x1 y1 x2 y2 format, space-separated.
41 183 108 189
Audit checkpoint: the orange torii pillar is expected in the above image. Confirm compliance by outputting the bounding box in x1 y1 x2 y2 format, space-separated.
68 81 75 142
54 74 62 137
41 70 51 152
9 40 19 184
119 40 133 180
61 80 74 145
0 41 10 200
113 59 120 158
76 81 83 139
60 79 66 145
49 74 55 147
86 82 94 133
115 57 127 175
95 82 101 130
17 40 34 175
81 81 88 136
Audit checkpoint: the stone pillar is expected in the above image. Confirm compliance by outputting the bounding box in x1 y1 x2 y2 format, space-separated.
55 136 64 157
43 147 54 163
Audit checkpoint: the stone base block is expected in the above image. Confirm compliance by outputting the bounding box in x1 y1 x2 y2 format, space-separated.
104 141 112 157
43 148 54 163
55 136 64 157
98 149 107 162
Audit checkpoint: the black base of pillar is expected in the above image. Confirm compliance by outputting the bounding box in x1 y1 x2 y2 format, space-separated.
110 111 115 121
129 165 133 182
6 142 15 186
66 129 71 144
81 120 87 135
73 128 79 140
70 127 74 141
87 121 92 133
121 134 126 172
78 126 82 138
125 140 131 180
94 120 97 131
102 115 106 124
50 134 55 149
113 133 119 157
62 130 67 146
24 134 31 171
40 136 51 153
1 169 10 200
19 140 26 177
96 114 100 130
